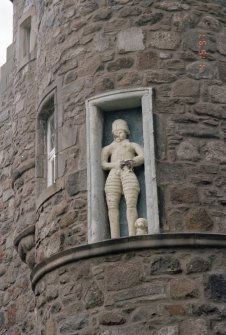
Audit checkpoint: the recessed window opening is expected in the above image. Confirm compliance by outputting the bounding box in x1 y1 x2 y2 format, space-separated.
47 113 56 187
20 16 31 61
36 94 57 193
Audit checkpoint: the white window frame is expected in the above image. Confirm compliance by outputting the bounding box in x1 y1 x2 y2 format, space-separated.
47 114 56 187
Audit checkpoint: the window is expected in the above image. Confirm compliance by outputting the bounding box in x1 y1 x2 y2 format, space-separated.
36 93 57 196
47 113 56 186
19 16 31 62
17 9 37 69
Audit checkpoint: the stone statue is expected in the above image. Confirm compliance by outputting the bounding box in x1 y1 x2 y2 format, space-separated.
101 119 144 238
135 218 148 236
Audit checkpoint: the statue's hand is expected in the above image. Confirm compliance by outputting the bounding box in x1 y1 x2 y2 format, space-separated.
125 160 134 170
120 160 134 171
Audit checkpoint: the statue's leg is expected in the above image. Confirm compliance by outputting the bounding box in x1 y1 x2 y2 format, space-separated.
105 170 122 238
122 171 140 236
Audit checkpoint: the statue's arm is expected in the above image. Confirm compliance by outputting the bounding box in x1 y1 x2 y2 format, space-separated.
132 143 144 167
101 145 115 170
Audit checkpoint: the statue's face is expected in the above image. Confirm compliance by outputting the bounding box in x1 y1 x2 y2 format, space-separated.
113 129 127 142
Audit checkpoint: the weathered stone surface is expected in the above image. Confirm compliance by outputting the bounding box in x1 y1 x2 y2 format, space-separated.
209 86 226 103
99 311 126 325
205 274 226 302
185 208 214 232
59 314 89 333
131 305 158 322
64 70 78 85
180 319 208 335
117 28 144 52
172 79 199 96
198 15 221 31
214 322 226 335
186 257 211 274
155 1 190 10
119 6 142 18
177 123 219 138
137 51 158 70
79 2 98 15
93 9 112 21
146 70 177 83
84 282 104 309
176 141 200 161
112 283 165 302
94 33 111 52
204 141 226 163
44 318 57 335
170 279 199 299
172 12 198 31
192 304 220 317
0 110 9 124
136 12 163 26
78 56 102 76
158 326 178 335
184 30 214 53
157 163 186 183
148 31 181 49
0 310 5 328
186 61 218 80
105 261 142 291
218 61 226 82
169 186 199 204
65 170 87 196
193 102 226 119
164 304 185 316
107 58 134 72
58 125 77 151
95 77 114 92
216 34 226 55
150 256 182 275
107 324 151 335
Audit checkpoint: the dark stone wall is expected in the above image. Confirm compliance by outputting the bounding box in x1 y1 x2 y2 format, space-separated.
34 247 226 335
33 0 226 263
0 0 226 334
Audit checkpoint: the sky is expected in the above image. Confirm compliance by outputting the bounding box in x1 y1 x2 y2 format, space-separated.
0 1 13 67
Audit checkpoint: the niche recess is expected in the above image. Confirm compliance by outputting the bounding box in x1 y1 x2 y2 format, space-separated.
36 90 57 198
86 88 159 243
17 8 36 69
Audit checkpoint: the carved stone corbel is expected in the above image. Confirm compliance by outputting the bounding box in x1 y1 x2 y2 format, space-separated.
14 225 35 269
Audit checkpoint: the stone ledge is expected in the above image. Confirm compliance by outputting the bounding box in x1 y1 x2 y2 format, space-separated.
14 225 36 269
31 233 226 290
14 224 35 248
36 178 64 210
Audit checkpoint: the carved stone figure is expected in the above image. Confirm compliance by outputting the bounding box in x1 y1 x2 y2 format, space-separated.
101 119 144 238
135 218 148 235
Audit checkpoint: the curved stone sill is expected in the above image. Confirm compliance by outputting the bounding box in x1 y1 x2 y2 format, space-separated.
36 178 64 210
31 233 226 290
14 224 35 248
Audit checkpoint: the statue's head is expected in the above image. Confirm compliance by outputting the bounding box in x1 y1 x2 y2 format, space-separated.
135 218 148 235
112 119 130 141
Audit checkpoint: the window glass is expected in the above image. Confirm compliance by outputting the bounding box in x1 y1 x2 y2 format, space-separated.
47 113 56 186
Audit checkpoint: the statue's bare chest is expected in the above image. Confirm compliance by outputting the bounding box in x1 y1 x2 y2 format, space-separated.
111 142 134 161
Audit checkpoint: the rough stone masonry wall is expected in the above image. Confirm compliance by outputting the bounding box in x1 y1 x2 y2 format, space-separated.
1 0 226 334
35 247 226 335
0 0 36 334
34 0 226 262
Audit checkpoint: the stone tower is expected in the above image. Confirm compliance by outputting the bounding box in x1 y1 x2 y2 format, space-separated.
1 0 226 334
